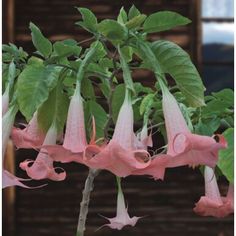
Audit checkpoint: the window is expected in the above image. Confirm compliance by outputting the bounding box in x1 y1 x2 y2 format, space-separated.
201 0 234 92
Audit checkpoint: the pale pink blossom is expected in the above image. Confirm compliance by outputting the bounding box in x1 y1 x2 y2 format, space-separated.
2 106 32 188
101 178 141 230
20 123 66 181
194 167 234 217
11 112 45 149
160 82 227 168
84 90 151 177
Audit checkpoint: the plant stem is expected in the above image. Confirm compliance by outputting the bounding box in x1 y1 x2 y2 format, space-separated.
76 168 100 236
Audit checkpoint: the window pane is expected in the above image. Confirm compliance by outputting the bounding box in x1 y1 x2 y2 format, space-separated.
203 22 234 44
202 0 234 18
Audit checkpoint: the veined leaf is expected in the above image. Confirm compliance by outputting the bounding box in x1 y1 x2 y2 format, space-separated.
218 128 234 183
143 11 191 33
16 59 60 120
140 93 155 115
29 22 52 58
151 40 205 107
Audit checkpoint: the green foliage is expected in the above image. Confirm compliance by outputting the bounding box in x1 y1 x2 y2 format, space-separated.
151 40 205 107
84 100 108 139
16 58 60 120
218 128 234 183
98 20 127 43
128 5 141 20
126 14 146 29
37 81 69 133
52 39 82 58
2 43 28 63
75 7 98 33
117 7 128 24
143 11 191 33
29 22 52 58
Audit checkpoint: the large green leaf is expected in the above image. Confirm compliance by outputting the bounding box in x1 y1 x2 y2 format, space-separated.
37 82 69 133
29 22 52 58
75 7 98 33
151 40 205 107
98 20 127 43
218 128 234 183
143 11 191 33
16 58 60 120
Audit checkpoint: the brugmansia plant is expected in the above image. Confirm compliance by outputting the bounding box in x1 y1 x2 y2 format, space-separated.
2 5 234 236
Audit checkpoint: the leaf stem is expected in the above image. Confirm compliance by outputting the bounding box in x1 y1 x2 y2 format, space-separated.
76 168 100 236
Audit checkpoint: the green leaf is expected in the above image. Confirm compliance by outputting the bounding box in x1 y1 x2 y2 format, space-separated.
98 20 127 43
212 89 234 108
218 128 234 183
140 93 155 115
84 100 108 139
81 78 95 100
117 7 128 24
99 80 111 99
143 11 191 33
112 84 125 122
151 40 205 107
126 14 146 29
194 118 221 136
75 7 97 33
29 22 52 58
120 46 133 62
53 40 81 57
16 59 60 120
128 5 141 20
38 82 69 133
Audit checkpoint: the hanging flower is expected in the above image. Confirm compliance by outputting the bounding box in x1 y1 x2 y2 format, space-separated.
2 105 32 188
20 123 66 181
193 166 234 217
101 178 141 230
11 112 45 149
44 82 102 164
160 82 227 168
84 90 151 177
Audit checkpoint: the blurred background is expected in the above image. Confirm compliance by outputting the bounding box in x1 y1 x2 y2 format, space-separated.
2 0 234 236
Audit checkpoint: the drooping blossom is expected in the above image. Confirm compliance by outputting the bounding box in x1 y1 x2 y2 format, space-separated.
132 123 170 180
84 90 152 177
100 178 141 230
194 166 234 217
160 81 227 168
2 105 32 189
44 82 101 164
11 112 45 149
20 123 66 181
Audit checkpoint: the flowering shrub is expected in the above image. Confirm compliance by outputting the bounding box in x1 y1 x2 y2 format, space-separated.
2 5 234 236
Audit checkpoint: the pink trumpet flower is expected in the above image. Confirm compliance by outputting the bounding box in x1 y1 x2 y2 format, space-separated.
84 90 151 177
194 167 234 217
2 106 32 188
160 81 227 168
20 123 66 181
101 178 141 230
11 112 45 149
44 83 100 164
